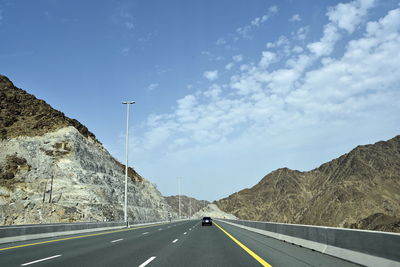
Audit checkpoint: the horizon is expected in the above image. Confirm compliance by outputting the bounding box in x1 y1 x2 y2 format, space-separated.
2 75 398 202
1 0 399 201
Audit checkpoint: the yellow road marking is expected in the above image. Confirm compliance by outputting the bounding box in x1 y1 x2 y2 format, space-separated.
0 222 169 251
214 222 272 267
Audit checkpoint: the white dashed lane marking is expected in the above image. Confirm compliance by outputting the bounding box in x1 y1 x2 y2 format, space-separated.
21 255 61 266
172 239 178 243
138 256 156 267
111 239 123 243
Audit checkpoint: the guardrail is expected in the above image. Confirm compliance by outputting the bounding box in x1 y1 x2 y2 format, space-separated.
219 219 400 267
0 221 125 238
0 219 178 244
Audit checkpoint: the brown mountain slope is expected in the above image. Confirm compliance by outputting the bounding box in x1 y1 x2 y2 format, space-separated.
165 195 210 217
0 75 141 182
0 75 98 143
215 136 400 232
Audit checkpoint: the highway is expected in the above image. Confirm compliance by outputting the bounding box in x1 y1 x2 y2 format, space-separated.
0 220 361 267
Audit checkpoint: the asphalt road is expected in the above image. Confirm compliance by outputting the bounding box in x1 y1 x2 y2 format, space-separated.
0 220 361 267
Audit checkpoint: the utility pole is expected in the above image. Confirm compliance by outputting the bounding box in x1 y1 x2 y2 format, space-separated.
178 177 181 220
42 180 47 203
122 101 135 227
49 162 55 203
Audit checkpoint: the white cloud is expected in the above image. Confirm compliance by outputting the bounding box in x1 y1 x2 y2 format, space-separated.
308 0 375 57
138 32 155 43
289 14 301 22
258 51 277 68
236 6 278 38
203 84 222 100
236 26 252 39
203 70 219 81
266 36 290 48
366 7 400 37
117 7 135 31
292 46 304 53
125 22 134 30
225 62 234 70
129 2 400 200
251 15 269 27
216 38 227 46
232 54 243 62
294 26 310 41
269 6 278 14
147 83 159 91
307 24 340 56
201 51 224 61
327 0 375 34
121 47 130 56
266 36 291 57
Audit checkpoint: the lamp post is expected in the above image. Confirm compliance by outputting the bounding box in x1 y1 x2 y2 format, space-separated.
122 101 135 226
178 177 181 220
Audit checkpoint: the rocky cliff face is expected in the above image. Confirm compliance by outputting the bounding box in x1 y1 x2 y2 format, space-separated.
193 204 237 219
164 195 210 218
0 75 97 143
216 136 400 232
0 75 176 225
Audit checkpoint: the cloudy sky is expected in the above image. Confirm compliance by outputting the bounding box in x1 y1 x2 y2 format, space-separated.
1 0 399 201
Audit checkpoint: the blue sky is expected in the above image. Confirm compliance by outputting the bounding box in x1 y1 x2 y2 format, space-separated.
1 0 399 201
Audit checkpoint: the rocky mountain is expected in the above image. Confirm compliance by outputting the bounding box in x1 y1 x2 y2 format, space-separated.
0 75 177 225
193 204 237 220
216 136 400 232
165 195 209 218
0 76 97 144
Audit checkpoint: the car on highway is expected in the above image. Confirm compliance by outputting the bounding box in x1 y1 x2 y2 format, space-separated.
202 216 212 226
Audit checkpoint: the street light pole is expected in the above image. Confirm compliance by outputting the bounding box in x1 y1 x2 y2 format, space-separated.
178 177 181 220
122 101 135 227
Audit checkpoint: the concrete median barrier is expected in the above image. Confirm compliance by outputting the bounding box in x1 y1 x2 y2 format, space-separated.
0 220 178 245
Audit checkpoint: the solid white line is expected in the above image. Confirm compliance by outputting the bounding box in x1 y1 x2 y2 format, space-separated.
138 256 156 267
111 239 123 243
142 232 149 235
21 255 61 266
184 232 187 235
172 239 178 243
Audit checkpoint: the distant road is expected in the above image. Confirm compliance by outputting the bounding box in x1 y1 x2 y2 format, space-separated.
0 220 360 266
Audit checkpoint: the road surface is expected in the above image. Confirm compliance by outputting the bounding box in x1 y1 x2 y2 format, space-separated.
0 220 360 266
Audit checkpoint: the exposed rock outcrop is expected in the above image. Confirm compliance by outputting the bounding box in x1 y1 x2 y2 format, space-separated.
193 204 237 219
0 75 176 225
165 195 209 218
216 136 400 232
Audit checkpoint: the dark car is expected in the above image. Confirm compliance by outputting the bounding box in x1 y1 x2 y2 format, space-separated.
202 216 212 226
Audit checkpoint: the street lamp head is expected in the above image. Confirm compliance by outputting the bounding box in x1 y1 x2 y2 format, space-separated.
122 101 136 104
